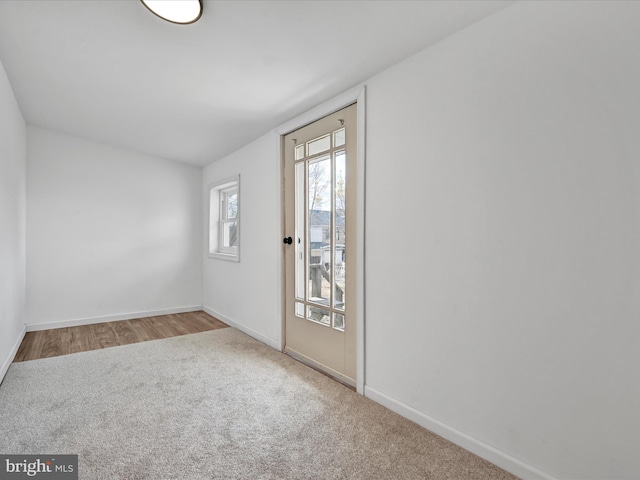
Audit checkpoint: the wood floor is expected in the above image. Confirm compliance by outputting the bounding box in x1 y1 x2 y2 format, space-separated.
14 311 229 362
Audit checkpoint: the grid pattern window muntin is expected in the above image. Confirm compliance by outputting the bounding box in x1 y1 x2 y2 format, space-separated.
293 127 347 331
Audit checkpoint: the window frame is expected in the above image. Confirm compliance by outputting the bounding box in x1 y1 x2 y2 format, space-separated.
218 185 238 255
208 175 240 262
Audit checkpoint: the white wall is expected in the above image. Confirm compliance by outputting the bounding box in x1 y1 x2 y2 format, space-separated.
27 127 202 328
202 1 640 479
0 59 26 379
364 2 640 479
202 132 281 348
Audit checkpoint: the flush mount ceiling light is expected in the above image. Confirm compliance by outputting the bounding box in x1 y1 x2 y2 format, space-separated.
141 0 203 25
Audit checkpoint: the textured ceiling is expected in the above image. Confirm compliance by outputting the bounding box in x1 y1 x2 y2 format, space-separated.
0 1 513 166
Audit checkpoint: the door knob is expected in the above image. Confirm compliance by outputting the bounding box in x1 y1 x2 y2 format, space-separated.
283 236 293 245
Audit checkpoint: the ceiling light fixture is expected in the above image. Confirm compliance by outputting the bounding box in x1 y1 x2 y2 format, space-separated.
141 0 203 25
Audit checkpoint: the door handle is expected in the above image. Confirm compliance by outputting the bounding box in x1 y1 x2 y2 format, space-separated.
283 236 293 245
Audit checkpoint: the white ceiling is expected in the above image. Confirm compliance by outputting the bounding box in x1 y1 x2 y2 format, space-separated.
0 0 513 166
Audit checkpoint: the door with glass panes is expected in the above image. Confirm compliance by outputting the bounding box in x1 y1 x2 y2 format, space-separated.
283 103 357 386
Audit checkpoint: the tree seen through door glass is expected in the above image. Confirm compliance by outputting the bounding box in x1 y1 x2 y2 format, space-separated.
307 155 332 323
334 150 346 313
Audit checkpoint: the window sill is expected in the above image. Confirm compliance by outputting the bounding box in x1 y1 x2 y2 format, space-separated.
208 252 240 262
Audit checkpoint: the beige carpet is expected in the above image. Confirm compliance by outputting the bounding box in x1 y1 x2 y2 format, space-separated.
0 328 517 479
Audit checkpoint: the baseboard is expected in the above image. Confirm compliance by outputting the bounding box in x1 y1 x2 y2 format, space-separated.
202 306 280 350
364 386 557 480
0 324 26 384
26 306 203 332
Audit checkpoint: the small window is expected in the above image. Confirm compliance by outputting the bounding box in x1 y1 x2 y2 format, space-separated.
209 175 240 261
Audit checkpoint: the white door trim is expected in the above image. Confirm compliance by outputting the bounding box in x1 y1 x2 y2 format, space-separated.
277 84 366 394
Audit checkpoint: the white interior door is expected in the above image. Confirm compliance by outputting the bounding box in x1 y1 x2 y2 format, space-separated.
283 103 357 386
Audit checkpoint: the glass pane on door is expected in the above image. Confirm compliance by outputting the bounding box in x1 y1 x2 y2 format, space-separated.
307 134 331 156
308 305 330 326
334 128 345 147
295 162 306 300
334 151 346 310
307 155 332 307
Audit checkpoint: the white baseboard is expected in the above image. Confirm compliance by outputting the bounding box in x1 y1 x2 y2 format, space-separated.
364 386 556 480
0 324 26 384
202 306 280 350
26 305 203 332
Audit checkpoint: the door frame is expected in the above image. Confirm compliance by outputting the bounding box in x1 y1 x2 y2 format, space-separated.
277 85 366 394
